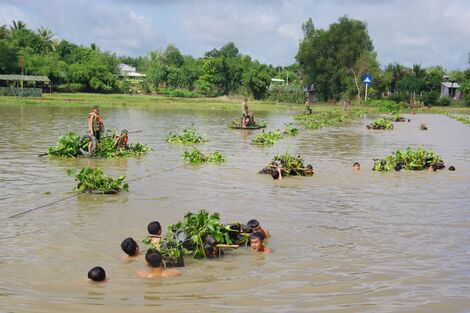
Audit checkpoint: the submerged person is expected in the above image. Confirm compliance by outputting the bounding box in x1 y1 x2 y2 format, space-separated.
113 129 129 150
121 237 140 257
88 266 106 282
241 115 251 128
271 167 283 180
246 219 270 239
147 221 163 249
88 104 103 153
250 232 272 254
353 162 360 171
137 249 181 278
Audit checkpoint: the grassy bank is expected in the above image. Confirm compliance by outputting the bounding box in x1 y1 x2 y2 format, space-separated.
0 93 469 114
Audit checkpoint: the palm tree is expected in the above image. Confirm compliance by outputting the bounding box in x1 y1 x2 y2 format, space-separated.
10 20 26 31
37 26 55 53
0 24 10 39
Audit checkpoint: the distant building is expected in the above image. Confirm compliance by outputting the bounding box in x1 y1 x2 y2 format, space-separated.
304 84 317 103
440 81 461 100
118 64 146 78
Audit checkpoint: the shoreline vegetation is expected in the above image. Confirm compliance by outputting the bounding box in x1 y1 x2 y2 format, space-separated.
1 93 470 114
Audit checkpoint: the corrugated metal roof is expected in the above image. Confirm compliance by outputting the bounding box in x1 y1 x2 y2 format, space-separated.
441 82 460 88
0 74 50 82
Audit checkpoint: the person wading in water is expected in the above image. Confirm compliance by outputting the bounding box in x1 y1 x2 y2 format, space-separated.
113 129 129 150
88 105 103 154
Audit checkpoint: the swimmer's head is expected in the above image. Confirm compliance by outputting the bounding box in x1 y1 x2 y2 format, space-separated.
145 249 162 268
449 166 456 171
121 237 139 256
147 221 162 235
250 231 265 251
353 162 360 170
271 169 280 180
88 266 106 282
247 219 260 231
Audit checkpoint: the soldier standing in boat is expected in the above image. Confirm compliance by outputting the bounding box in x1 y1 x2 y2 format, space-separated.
88 105 103 154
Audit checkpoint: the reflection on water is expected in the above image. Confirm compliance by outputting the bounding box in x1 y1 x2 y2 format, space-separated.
1 103 469 312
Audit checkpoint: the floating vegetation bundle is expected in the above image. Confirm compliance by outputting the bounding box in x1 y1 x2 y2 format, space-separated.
251 130 283 146
373 147 443 171
67 167 128 194
388 113 408 122
283 123 299 136
295 109 365 130
47 131 150 158
367 118 394 130
229 119 267 129
259 152 314 177
166 128 206 144
142 210 251 264
182 147 225 164
449 114 470 125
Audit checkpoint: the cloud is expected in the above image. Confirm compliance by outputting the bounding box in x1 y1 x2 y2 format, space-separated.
0 0 469 69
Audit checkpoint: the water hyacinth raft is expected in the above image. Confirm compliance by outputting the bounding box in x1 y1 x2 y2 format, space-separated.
251 130 283 146
67 167 129 194
166 128 206 144
259 152 314 177
142 210 251 266
47 131 150 158
182 147 225 164
366 118 394 130
229 119 267 129
373 147 444 171
295 109 366 130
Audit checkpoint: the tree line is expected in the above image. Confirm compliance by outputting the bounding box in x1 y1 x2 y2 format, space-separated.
1 18 469 104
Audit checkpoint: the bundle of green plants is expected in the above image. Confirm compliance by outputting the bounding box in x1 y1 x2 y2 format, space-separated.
47 131 151 158
449 114 470 125
67 167 128 193
294 110 362 130
229 119 267 128
182 148 225 163
388 113 407 122
166 128 206 144
166 210 250 259
367 118 394 130
373 147 443 171
260 152 314 176
283 123 299 136
251 130 283 145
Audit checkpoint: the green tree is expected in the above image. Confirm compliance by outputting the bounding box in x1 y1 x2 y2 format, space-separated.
242 62 272 99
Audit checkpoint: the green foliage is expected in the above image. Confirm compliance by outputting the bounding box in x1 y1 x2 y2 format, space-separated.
67 167 128 193
267 84 306 104
166 128 206 144
373 147 442 171
364 99 402 112
229 119 267 129
182 148 225 164
367 118 394 130
460 81 470 106
436 97 451 106
294 109 362 130
296 16 374 101
48 131 150 158
158 88 202 98
449 114 470 125
251 130 283 145
283 123 299 136
167 210 242 259
261 152 313 176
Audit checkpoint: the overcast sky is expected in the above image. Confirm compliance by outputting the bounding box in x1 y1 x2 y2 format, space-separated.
1 0 469 70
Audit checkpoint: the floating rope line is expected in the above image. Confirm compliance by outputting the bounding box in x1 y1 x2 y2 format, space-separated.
7 164 186 219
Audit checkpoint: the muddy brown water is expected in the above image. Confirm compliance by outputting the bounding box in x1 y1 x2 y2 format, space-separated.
0 103 469 313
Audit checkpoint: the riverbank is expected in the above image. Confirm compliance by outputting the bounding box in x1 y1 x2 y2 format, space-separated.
1 92 470 114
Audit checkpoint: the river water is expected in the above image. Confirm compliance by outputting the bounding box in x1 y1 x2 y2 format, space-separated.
0 103 469 313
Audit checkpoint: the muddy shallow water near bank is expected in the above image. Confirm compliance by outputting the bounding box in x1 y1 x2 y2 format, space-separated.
1 104 469 313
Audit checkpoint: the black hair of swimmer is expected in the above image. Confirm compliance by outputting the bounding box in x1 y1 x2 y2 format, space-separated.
431 164 438 171
307 164 314 171
353 162 360 167
88 266 106 282
271 168 280 180
449 165 456 171
147 221 162 235
121 237 138 256
395 164 402 171
247 219 260 230
145 249 162 268
250 231 265 241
